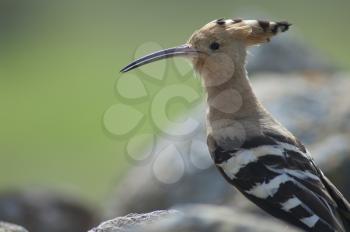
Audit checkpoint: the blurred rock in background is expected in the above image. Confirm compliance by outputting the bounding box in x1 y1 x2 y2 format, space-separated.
88 210 178 232
247 34 337 74
0 222 28 232
92 205 301 232
0 189 98 232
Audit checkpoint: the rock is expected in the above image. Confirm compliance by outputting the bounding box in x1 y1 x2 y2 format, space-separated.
106 73 350 218
247 34 336 74
254 73 350 144
142 205 303 232
94 205 301 232
88 210 178 232
0 222 28 232
0 189 97 232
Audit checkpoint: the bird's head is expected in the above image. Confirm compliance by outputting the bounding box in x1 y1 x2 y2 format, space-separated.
121 18 291 82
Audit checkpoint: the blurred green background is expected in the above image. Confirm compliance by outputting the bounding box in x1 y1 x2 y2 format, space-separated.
1 0 350 203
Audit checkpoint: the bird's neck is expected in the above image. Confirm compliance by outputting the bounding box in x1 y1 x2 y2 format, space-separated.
201 59 280 151
205 65 262 120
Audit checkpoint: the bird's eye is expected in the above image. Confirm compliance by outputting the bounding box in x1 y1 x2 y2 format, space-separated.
209 42 220 50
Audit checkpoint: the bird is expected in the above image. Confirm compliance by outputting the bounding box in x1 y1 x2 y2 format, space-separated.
120 18 350 232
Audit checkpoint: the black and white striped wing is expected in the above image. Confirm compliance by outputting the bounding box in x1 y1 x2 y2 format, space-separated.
213 134 346 232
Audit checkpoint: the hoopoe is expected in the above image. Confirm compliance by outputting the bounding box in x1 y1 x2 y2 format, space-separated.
121 19 350 232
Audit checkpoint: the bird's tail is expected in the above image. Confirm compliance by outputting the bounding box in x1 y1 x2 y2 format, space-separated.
321 174 350 231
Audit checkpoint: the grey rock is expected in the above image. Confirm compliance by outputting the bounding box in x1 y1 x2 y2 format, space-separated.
94 205 301 232
0 189 97 232
0 222 28 232
254 73 350 144
142 205 302 232
89 210 178 232
106 73 350 218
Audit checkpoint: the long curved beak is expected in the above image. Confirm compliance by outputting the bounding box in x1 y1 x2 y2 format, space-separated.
120 44 198 73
